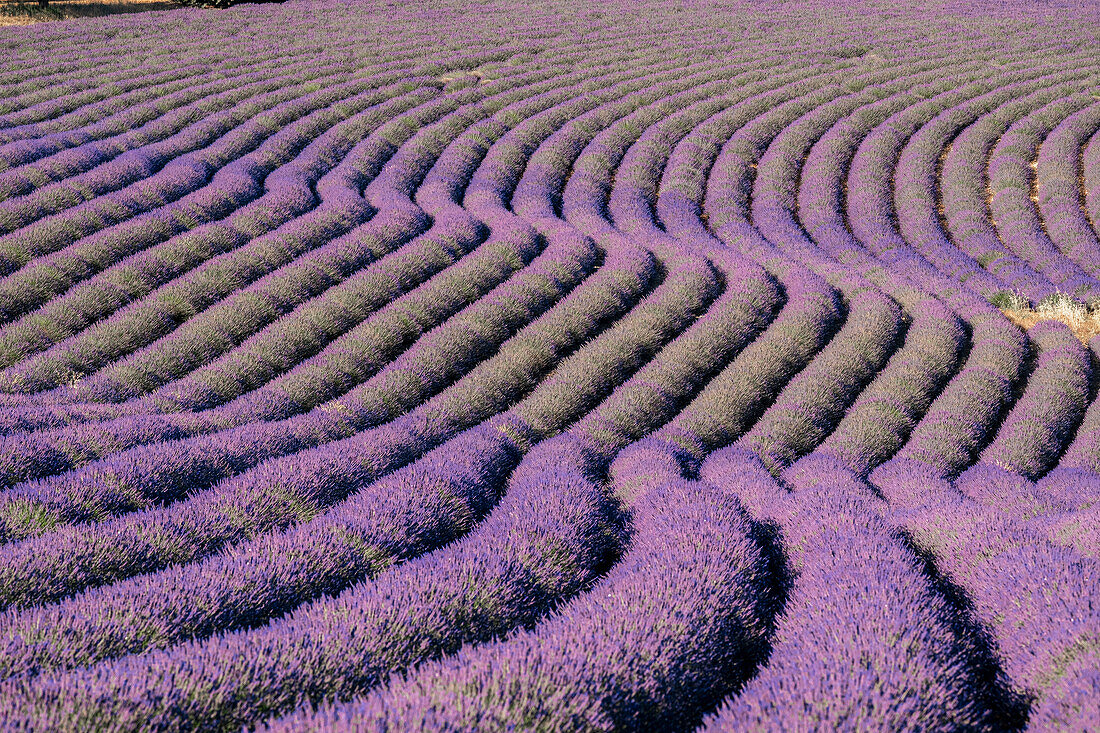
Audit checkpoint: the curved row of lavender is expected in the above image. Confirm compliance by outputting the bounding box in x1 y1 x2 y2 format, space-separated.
0 0 1098 730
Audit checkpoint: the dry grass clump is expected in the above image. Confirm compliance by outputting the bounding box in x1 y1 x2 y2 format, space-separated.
996 291 1100 343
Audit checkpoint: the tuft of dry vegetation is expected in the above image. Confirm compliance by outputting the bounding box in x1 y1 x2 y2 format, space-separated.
999 293 1100 343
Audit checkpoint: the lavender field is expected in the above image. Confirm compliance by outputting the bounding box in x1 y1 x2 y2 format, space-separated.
0 0 1098 729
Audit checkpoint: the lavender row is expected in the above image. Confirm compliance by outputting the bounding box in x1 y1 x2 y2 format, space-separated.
144 51 783 407
798 66 1020 303
655 262 842 458
736 71 925 468
873 460 1100 730
0 11 524 138
0 240 630 607
0 36 529 280
760 61 1094 477
1034 101 1100 267
0 246 709 671
0 31 435 145
812 299 967 476
965 320 1091 480
987 91 1100 280
892 61 1100 303
679 48 1029 310
144 208 491 415
0 49 338 209
1048 332 1100 474
1085 124 1100 231
0 55 650 421
566 59 853 243
2 240 786 729
0 69 436 280
0 56 382 246
68 93 544 401
940 74 1100 298
662 63 971 472
0 12 373 128
0 53 297 189
0 40 279 136
0 80 432 373
270 440 772 732
0 229 607 537
660 41 1029 473
0 84 452 393
140 54 653 414
752 61 1086 479
701 450 1018 731
0 214 542 494
0 51 708 468
0 46 730 394
0 434 618 731
695 50 995 308
890 60 1100 301
848 75 1013 299
736 282 902 474
0 70 405 337
1027 334 1100 561
157 47 759 418
870 305 1029 481
749 54 1061 304
0 65 429 330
